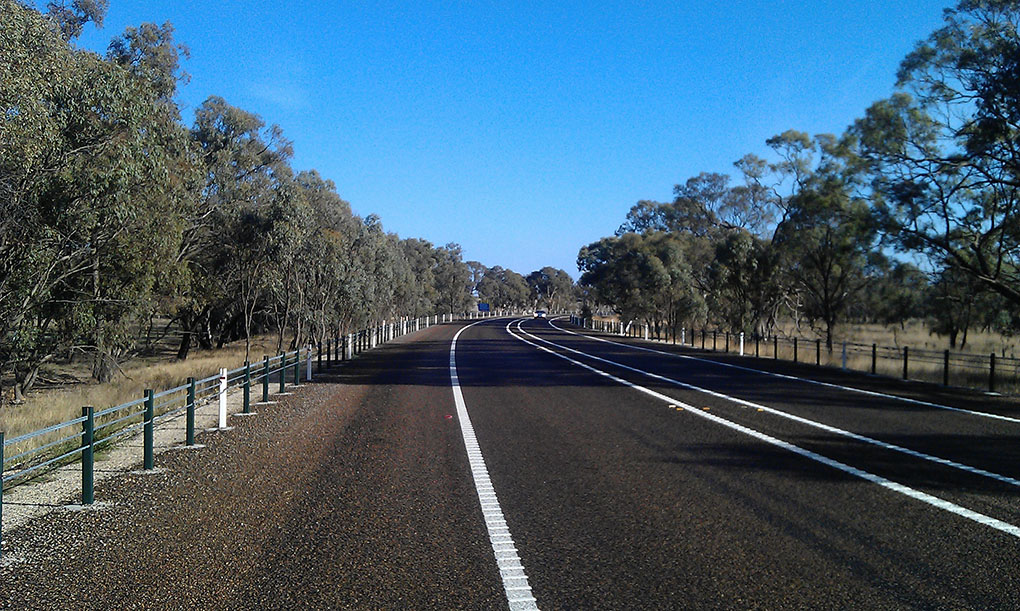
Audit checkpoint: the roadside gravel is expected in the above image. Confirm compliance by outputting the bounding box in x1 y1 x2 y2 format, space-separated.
0 324 505 610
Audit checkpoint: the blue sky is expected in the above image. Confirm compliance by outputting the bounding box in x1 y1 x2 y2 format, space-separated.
76 1 951 278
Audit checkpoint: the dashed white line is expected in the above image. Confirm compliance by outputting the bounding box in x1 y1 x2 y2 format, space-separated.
452 321 540 610
525 321 1020 490
508 319 1020 540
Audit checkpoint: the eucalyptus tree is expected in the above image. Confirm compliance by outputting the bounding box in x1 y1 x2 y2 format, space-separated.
434 243 473 315
578 232 701 333
526 267 576 311
181 95 295 359
774 139 878 350
466 260 487 296
400 238 442 317
477 266 530 311
707 230 783 334
0 1 196 394
107 21 189 105
852 0 1020 307
40 0 107 40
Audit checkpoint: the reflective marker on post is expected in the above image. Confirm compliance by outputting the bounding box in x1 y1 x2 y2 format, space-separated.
279 353 286 393
144 389 155 470
187 377 196 446
262 357 269 403
243 362 251 414
82 406 94 504
218 368 228 429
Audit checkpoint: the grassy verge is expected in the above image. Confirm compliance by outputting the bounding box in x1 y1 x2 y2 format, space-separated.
1 335 284 468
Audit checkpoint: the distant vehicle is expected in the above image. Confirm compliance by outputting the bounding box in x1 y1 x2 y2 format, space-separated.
534 310 546 318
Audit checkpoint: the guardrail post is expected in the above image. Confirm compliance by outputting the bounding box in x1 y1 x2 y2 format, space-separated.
872 344 877 374
774 336 778 359
793 338 798 363
990 353 996 393
243 362 251 414
944 350 950 386
294 349 301 386
261 357 269 403
187 377 196 445
218 368 228 429
326 338 332 368
306 346 313 382
903 347 909 380
144 389 154 470
841 342 847 370
317 340 323 373
712 331 717 351
279 353 286 393
816 339 821 366
82 406 94 504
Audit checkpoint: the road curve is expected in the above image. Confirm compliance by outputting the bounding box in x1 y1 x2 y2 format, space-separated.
2 317 1019 609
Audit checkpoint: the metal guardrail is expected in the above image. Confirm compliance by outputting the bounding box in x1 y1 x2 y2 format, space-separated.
572 316 1020 396
0 311 479 558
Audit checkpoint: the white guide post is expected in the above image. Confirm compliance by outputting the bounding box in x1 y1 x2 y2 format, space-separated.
218 367 228 429
739 332 745 356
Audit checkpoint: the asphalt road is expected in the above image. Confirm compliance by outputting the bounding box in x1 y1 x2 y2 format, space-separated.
3 316 1020 609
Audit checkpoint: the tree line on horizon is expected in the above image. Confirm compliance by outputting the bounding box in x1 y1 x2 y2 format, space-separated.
0 1 575 404
578 0 1020 353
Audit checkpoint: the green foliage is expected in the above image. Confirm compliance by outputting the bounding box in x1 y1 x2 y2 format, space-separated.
1 0 197 392
853 0 1020 306
578 232 702 331
0 2 540 402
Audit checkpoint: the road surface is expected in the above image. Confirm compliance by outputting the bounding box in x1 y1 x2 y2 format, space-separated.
3 316 1020 609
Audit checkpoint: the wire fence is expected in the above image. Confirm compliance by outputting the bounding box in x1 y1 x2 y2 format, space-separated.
573 317 1020 396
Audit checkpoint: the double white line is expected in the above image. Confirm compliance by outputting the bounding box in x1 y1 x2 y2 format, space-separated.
507 319 1020 539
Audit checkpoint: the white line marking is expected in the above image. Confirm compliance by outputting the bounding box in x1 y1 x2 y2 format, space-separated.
525 322 1020 490
550 319 1020 424
452 320 540 610
507 320 1020 540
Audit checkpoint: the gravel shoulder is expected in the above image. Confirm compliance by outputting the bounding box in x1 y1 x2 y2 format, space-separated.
0 323 504 610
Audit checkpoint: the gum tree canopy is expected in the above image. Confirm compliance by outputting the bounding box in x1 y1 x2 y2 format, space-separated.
853 0 1020 305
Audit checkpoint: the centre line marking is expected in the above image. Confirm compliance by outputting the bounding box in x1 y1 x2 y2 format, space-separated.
525 322 1020 491
507 319 1020 540
452 320 540 610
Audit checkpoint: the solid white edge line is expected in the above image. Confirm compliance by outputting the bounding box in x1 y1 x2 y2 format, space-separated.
550 319 1020 424
508 319 1020 540
452 320 540 610
530 321 1020 490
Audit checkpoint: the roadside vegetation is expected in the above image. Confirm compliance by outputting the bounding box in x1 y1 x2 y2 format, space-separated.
578 0 1020 360
0 0 577 425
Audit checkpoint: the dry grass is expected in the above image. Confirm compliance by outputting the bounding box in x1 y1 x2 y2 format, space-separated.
591 316 1020 395
0 334 282 441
